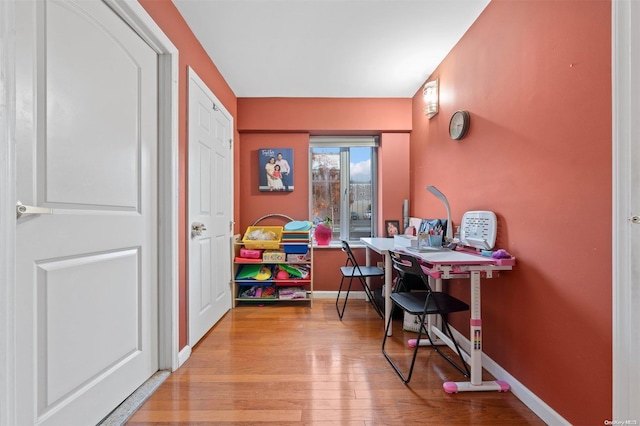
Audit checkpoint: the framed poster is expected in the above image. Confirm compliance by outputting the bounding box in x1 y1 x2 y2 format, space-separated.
259 148 294 192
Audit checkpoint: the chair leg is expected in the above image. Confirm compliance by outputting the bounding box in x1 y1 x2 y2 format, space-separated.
358 277 383 318
381 305 398 373
415 294 470 378
337 275 383 320
335 276 346 318
335 276 354 320
432 316 470 378
382 304 423 384
382 310 469 383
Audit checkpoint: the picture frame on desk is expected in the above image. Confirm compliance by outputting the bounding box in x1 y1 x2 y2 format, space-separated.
385 220 400 237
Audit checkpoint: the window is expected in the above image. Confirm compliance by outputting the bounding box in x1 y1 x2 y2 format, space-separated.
309 136 378 242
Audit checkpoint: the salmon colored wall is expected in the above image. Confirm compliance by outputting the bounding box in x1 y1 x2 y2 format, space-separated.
410 1 611 424
237 133 310 230
238 98 411 133
313 247 384 295
138 0 238 351
237 99 411 291
378 133 410 234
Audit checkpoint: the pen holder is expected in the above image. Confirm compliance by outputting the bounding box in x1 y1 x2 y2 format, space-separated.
428 234 443 248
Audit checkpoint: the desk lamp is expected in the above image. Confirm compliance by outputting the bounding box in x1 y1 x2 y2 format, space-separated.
426 185 453 240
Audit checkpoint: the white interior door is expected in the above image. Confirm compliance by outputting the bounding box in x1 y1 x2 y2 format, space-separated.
188 68 233 347
15 1 159 424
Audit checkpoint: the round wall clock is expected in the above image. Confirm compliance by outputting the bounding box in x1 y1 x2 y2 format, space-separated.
449 110 470 140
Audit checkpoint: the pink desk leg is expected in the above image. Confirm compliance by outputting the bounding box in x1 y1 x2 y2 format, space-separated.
443 270 510 393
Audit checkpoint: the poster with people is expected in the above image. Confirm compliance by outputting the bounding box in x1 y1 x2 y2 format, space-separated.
259 148 294 192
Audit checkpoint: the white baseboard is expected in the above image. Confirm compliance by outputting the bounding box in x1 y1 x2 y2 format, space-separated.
177 345 191 370
313 290 366 299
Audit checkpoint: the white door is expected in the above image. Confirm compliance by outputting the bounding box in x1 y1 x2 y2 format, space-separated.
15 1 159 424
188 68 233 347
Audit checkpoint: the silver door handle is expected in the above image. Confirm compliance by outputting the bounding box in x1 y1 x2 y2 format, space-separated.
16 201 52 219
191 222 207 237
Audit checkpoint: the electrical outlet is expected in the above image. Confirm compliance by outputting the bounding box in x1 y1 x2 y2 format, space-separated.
377 261 385 269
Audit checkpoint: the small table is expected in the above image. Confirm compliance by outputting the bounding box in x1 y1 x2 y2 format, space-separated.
360 237 515 393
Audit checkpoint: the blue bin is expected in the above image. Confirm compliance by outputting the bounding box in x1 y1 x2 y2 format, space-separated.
283 244 308 254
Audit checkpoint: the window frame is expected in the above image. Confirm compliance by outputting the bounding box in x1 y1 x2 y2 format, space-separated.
309 136 379 242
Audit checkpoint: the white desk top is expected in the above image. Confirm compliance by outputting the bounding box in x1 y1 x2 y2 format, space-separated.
360 237 395 253
360 237 513 266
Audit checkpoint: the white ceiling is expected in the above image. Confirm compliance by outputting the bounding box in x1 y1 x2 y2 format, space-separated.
172 0 490 98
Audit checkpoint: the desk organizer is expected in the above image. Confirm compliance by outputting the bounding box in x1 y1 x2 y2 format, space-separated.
394 234 418 248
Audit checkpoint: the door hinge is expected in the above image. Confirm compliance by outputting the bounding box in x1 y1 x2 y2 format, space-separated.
229 138 233 149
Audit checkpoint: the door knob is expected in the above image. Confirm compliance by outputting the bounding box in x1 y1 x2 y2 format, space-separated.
16 201 52 219
191 222 207 237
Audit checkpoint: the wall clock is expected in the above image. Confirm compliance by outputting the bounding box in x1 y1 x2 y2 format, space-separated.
449 110 470 140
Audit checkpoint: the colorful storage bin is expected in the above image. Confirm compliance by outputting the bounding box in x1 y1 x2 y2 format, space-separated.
283 244 309 254
242 226 283 249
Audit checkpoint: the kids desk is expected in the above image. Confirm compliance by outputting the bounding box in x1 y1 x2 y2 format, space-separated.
360 237 515 393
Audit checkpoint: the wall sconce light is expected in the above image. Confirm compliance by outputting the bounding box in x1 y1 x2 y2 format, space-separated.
423 78 439 119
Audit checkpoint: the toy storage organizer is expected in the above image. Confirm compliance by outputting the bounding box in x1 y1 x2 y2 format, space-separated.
232 215 313 307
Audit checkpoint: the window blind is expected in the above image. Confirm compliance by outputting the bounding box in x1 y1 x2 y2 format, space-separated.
309 136 379 147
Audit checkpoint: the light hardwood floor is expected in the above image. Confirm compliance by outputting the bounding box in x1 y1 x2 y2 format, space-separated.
127 299 544 425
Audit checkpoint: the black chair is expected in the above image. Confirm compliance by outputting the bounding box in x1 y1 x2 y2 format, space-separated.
335 240 385 320
382 250 470 383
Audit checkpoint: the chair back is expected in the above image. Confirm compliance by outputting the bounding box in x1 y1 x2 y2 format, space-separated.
388 250 432 292
341 240 361 269
336 240 384 320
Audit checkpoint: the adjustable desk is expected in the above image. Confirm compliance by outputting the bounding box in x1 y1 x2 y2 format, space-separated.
360 237 515 393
